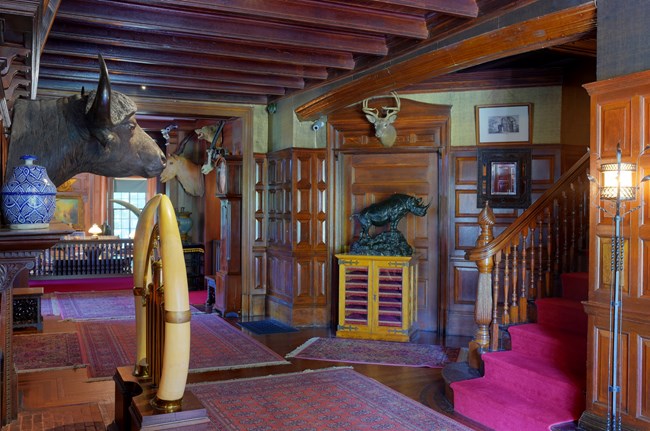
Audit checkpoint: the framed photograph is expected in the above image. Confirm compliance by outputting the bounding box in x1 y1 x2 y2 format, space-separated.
53 194 84 230
477 149 531 208
476 103 532 144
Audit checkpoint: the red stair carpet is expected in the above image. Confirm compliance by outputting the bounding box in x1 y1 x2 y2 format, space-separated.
451 272 588 431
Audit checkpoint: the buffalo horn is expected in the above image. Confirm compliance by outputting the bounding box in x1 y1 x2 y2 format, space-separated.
88 53 112 127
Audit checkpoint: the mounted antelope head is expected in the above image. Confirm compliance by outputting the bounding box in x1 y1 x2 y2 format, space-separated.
361 91 401 147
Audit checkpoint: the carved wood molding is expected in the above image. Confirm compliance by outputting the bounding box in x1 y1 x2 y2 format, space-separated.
295 1 596 121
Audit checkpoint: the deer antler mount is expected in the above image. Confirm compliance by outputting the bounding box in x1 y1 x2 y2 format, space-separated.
361 91 401 148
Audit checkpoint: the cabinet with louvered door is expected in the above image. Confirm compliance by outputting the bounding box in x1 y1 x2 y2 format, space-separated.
336 254 418 342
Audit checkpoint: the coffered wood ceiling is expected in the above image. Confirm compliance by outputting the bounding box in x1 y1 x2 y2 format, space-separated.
2 0 596 122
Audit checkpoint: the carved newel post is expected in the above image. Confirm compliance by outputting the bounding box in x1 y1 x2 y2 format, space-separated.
468 201 495 369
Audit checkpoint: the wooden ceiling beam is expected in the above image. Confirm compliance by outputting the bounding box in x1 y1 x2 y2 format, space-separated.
49 22 356 70
367 0 478 18
295 1 596 120
119 0 430 39
43 39 328 80
57 0 390 56
37 79 270 104
39 54 306 89
37 68 287 96
402 68 564 93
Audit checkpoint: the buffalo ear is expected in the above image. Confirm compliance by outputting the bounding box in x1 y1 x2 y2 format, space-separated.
87 53 112 127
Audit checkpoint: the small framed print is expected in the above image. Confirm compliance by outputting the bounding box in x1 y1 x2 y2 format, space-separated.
476 103 532 145
53 194 84 229
477 148 531 209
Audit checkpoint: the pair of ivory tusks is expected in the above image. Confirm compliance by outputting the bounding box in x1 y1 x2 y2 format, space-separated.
132 194 190 403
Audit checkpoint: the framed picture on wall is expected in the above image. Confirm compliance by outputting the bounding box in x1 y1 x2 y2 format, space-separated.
477 148 531 208
475 103 533 144
53 194 84 230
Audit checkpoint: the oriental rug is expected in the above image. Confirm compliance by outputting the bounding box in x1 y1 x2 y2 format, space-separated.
41 296 56 316
286 337 459 368
188 367 474 431
77 314 289 379
13 332 85 373
54 290 200 321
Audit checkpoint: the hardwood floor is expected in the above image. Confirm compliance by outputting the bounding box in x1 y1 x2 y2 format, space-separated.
8 311 489 431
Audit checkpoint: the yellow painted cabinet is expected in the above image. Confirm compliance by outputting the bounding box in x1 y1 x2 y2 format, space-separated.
336 254 417 342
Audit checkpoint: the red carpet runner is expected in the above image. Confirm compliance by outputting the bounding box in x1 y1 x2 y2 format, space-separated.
451 272 588 431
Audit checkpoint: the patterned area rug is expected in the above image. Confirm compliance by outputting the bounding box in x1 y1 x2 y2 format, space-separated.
189 367 474 431
77 314 289 378
286 337 459 368
41 296 55 316
13 332 85 373
54 290 199 321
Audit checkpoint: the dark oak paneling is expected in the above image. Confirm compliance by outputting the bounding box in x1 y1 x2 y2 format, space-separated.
446 145 563 336
266 148 329 326
328 98 450 333
581 69 650 430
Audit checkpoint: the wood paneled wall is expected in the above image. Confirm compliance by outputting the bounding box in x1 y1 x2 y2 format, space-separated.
580 69 650 431
266 148 328 326
445 145 562 336
251 153 268 316
328 98 450 332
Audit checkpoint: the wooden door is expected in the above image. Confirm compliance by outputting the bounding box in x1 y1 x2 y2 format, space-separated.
343 152 439 331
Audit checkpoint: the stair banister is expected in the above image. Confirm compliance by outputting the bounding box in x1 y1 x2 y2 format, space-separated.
468 202 495 368
465 152 590 368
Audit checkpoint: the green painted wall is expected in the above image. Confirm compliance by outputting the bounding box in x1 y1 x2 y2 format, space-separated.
406 87 562 146
267 86 562 151
252 104 269 153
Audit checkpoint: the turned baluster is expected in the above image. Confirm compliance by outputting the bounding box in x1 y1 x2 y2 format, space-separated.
554 198 561 281
491 250 502 352
537 215 544 300
469 202 495 369
502 245 511 325
519 229 528 323
546 207 553 297
510 239 520 323
528 223 537 311
569 183 577 271
562 190 569 273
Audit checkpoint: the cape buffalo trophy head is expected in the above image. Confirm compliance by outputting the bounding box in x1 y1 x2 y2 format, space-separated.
6 54 166 187
82 54 166 180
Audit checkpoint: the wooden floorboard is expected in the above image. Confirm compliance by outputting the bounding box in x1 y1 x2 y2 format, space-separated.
9 312 488 431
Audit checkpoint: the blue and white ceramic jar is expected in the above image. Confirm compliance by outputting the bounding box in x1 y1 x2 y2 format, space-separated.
1 155 57 229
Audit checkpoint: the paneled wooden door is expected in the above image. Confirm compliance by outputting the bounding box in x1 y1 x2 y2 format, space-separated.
342 151 440 331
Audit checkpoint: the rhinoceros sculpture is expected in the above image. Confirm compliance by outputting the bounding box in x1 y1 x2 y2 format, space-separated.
351 193 430 238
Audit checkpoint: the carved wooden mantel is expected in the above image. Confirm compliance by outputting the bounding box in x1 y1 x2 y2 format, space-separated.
0 224 71 425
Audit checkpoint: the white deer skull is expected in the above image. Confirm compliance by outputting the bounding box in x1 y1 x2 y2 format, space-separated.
361 91 401 147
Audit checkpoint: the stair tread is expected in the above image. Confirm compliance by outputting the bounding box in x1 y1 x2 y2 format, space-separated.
536 297 584 308
453 377 577 415
509 323 586 345
483 351 585 388
452 377 580 430
560 272 589 301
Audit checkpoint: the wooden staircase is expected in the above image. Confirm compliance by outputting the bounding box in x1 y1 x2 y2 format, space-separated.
449 153 590 430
